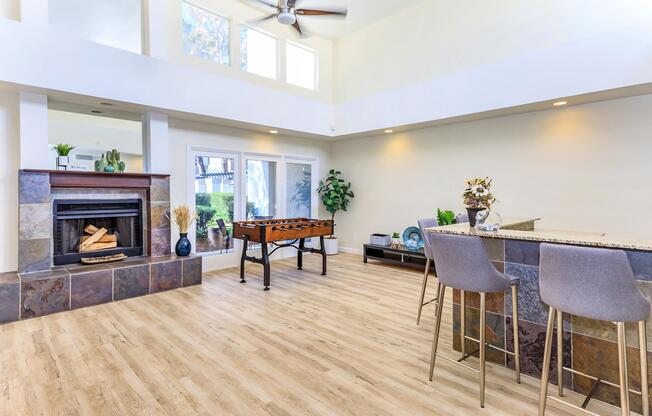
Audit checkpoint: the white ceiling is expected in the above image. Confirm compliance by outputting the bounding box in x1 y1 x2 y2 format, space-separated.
243 0 425 38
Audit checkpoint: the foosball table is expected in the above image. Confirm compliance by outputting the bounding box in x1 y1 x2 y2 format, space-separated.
233 218 334 290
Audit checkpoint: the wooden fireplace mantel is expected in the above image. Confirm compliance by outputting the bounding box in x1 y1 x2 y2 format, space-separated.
21 169 170 189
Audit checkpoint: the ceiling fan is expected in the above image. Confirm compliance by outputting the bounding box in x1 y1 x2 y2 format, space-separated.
248 0 347 36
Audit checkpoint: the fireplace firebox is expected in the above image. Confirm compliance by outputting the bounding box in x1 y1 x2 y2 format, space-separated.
53 199 144 266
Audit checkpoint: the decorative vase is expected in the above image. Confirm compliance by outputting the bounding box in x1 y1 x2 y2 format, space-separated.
104 165 115 173
175 233 192 256
323 237 338 255
466 207 486 227
391 237 401 249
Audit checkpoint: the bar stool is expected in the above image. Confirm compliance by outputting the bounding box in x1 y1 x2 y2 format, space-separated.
428 233 521 408
416 218 440 325
538 243 650 416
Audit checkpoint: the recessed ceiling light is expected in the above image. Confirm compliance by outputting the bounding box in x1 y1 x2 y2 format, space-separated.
269 130 278 134
99 102 113 106
553 101 567 106
91 110 103 114
384 129 393 133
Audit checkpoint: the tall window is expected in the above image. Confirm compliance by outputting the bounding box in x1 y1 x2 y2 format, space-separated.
240 26 277 79
246 160 277 219
286 42 317 90
286 162 312 218
182 2 230 65
194 155 236 254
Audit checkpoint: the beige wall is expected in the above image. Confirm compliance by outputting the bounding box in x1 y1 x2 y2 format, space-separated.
331 94 652 251
0 0 19 20
0 92 19 273
334 0 652 103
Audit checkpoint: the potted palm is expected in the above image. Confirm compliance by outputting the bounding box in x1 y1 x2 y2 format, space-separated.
54 143 75 171
316 169 354 255
462 177 496 226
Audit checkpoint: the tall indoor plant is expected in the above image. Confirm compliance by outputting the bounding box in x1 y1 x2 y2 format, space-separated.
317 169 354 255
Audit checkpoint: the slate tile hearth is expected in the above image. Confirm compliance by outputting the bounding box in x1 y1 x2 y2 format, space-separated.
21 269 71 318
151 259 182 292
113 263 151 300
70 267 113 309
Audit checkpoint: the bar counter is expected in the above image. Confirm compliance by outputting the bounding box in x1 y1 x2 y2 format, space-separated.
424 218 652 413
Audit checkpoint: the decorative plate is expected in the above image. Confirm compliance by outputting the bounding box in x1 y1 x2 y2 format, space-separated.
402 226 424 250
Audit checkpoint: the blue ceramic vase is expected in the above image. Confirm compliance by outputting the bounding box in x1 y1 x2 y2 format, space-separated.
175 233 192 256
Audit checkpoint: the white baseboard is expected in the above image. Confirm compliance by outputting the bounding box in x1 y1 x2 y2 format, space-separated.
339 246 363 255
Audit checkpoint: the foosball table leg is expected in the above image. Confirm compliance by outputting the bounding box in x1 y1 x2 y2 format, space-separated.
262 242 271 291
320 235 327 276
240 236 248 284
297 238 305 270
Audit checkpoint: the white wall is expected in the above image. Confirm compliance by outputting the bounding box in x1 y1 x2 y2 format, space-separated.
334 0 652 104
0 92 19 273
331 94 652 251
168 118 332 271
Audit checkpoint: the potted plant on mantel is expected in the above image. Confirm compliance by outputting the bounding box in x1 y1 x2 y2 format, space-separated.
463 177 496 227
316 169 355 255
53 143 75 171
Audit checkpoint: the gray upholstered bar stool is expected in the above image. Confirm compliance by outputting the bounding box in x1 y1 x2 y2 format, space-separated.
428 233 521 408
416 218 440 325
538 243 650 416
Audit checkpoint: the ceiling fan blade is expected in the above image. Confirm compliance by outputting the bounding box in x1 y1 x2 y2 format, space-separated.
247 0 278 8
247 13 277 24
292 21 303 36
296 9 347 17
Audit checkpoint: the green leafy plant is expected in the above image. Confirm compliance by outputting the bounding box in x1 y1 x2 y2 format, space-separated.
392 232 400 239
316 169 354 237
437 208 457 226
195 193 217 239
54 143 75 156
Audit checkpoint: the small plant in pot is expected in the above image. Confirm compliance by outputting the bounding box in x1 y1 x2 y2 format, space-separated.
391 232 401 249
462 177 495 226
168 205 198 256
54 143 75 171
436 208 457 226
316 169 354 255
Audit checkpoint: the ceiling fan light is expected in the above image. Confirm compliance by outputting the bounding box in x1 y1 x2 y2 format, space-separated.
277 10 296 25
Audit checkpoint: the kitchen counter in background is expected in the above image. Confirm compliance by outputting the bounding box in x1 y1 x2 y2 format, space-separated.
423 217 652 414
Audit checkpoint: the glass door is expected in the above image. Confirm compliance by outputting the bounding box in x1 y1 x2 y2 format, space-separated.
285 161 313 219
191 151 238 255
244 158 279 220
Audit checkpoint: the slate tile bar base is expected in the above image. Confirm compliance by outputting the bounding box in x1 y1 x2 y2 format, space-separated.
451 237 652 414
0 255 201 324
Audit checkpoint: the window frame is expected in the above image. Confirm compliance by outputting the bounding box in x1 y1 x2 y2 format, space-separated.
285 40 318 91
181 1 232 66
186 146 319 258
239 24 279 80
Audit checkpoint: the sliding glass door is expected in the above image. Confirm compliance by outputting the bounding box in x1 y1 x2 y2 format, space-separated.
245 158 279 220
191 151 238 255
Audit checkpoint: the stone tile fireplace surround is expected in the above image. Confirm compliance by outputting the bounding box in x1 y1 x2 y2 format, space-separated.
0 170 202 324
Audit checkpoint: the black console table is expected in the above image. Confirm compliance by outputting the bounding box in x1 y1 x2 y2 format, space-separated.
363 243 435 271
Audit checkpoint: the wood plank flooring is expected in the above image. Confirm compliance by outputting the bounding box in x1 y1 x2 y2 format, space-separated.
0 253 624 415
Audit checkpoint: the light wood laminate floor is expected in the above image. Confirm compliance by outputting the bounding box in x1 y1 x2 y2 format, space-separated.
0 253 624 415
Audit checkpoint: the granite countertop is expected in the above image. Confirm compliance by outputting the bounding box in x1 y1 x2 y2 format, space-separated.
425 218 652 252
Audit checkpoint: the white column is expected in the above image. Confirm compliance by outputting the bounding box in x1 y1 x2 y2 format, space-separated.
142 112 170 173
19 91 49 169
20 0 48 26
142 0 169 60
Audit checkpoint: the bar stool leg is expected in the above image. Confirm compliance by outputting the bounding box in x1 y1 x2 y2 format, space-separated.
511 285 521 384
461 290 466 357
616 322 630 416
639 320 649 416
429 285 447 381
556 309 564 397
479 292 486 408
539 306 556 416
416 258 430 325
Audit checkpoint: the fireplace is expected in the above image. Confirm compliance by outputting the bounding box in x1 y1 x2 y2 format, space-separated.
52 199 144 266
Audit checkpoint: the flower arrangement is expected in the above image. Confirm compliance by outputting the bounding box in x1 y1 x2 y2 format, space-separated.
463 177 496 209
168 205 198 234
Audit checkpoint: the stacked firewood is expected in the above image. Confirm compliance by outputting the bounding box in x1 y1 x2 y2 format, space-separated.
79 225 118 252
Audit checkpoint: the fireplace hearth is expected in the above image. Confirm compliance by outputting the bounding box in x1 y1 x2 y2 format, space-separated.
53 199 144 266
